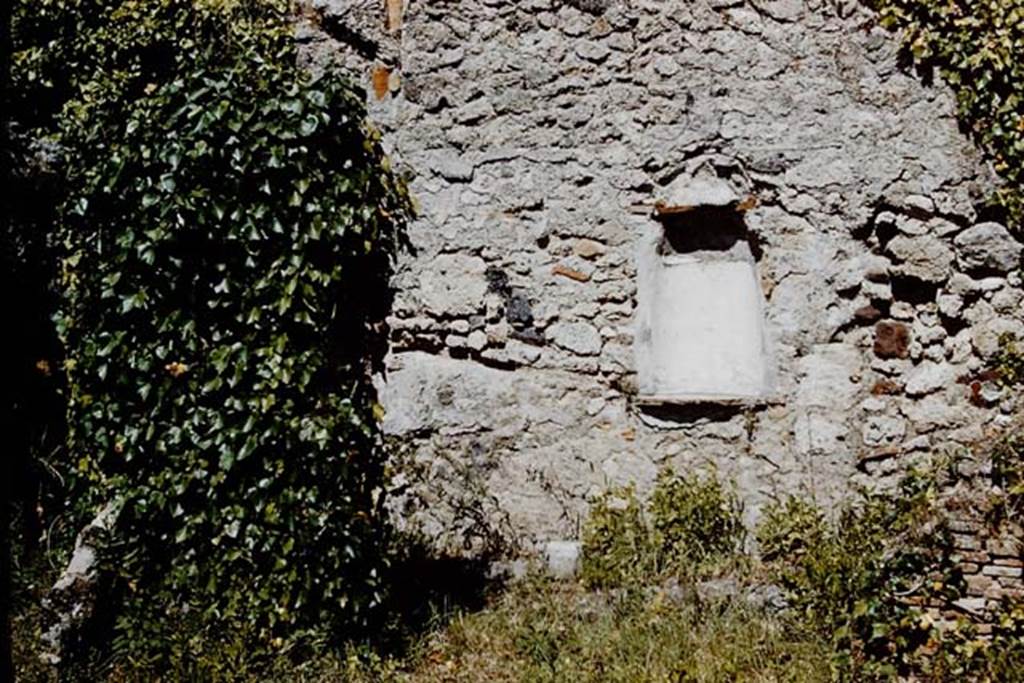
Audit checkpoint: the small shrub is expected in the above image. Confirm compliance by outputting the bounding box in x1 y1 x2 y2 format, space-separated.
580 468 744 589
757 472 963 679
579 486 652 589
928 600 1024 682
649 467 744 573
995 333 1024 388
755 495 826 563
991 427 1024 523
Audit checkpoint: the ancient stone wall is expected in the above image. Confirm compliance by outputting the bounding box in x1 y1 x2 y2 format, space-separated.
299 1 1024 558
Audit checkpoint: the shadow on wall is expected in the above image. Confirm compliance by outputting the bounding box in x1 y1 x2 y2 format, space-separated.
379 539 501 652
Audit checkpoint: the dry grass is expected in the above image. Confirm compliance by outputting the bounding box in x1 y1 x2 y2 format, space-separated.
331 577 831 683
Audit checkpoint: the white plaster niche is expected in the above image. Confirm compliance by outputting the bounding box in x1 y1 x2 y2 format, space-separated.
635 178 774 405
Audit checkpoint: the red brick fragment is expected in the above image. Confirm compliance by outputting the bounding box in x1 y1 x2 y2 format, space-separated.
871 379 901 395
371 65 390 100
874 321 910 359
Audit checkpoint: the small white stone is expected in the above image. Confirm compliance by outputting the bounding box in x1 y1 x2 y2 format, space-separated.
944 330 973 364
653 54 680 76
574 238 607 260
904 361 954 397
903 194 935 215
862 415 906 446
862 280 892 301
659 175 738 208
544 541 581 579
913 320 947 346
546 321 603 356
467 330 488 351
982 565 1023 578
871 357 910 376
928 217 961 237
903 435 931 451
947 273 980 296
937 293 963 319
979 277 1006 292
586 397 606 416
891 302 915 320
860 397 887 413
953 597 987 615
576 40 610 63
433 153 475 182
486 321 510 345
895 216 928 236
780 192 820 214
445 334 468 349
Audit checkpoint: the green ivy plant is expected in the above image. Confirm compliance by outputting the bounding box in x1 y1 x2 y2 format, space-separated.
11 0 412 665
869 0 1024 229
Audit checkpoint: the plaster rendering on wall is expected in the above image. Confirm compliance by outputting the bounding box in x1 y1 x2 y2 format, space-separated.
636 177 773 404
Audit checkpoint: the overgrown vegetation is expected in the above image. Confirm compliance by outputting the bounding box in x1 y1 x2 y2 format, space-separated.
89 578 830 683
870 0 1024 229
580 467 954 679
580 469 744 589
251 460 1014 682
574 463 1024 681
9 0 412 672
990 335 1024 525
757 478 960 679
378 579 831 683
7 1 1024 680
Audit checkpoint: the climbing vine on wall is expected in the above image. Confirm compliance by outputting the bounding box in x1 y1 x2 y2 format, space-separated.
870 0 1024 229
11 0 412 659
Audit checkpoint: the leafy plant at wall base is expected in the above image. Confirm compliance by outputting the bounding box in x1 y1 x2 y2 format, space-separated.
757 472 964 680
994 333 1024 388
755 495 826 564
580 486 652 590
11 0 413 667
580 469 745 589
649 467 744 573
987 334 1024 522
927 600 1024 682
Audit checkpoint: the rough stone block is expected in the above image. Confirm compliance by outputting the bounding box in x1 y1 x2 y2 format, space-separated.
543 541 581 579
982 565 1023 578
954 222 1023 274
886 234 954 283
546 321 603 356
904 361 953 397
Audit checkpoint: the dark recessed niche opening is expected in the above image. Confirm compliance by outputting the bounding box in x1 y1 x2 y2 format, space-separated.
891 275 939 306
874 219 899 251
656 206 761 260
